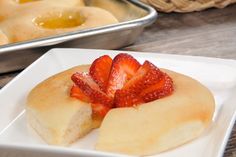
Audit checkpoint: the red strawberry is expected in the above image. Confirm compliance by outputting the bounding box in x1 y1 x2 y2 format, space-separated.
89 55 112 92
120 61 163 93
114 61 174 107
140 73 174 102
71 72 113 107
106 53 141 97
70 84 91 103
91 103 111 118
114 90 143 107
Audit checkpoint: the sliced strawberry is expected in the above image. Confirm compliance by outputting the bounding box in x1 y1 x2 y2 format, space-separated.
71 72 113 107
140 73 174 102
91 103 111 118
70 84 91 103
114 61 174 107
106 53 141 97
114 90 143 108
89 55 112 92
121 61 163 93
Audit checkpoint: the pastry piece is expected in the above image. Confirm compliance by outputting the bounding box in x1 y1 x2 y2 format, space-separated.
0 6 118 44
0 30 9 45
96 69 215 155
27 65 101 145
0 0 85 21
88 0 146 22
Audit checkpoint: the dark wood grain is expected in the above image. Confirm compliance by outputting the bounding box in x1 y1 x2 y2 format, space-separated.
0 4 236 157
0 72 19 89
124 4 236 59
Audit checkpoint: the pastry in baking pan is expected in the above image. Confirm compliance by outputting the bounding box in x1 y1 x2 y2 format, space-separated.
0 0 118 45
0 6 118 44
0 0 85 20
0 29 9 45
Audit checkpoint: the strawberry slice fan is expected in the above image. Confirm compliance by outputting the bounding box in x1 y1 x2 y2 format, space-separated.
71 53 174 117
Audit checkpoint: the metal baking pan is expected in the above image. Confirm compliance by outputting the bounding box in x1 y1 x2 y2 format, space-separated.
0 0 157 74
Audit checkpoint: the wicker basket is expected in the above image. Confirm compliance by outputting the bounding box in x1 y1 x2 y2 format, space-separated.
142 0 236 12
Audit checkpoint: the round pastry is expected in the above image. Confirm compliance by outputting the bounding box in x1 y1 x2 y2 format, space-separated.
26 53 215 155
96 69 215 155
0 0 85 21
0 6 118 44
89 0 146 22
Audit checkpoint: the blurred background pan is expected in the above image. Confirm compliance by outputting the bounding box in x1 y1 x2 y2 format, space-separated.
0 0 157 74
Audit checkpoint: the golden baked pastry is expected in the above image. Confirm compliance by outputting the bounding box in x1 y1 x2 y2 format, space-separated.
0 0 85 20
0 0 118 45
0 29 9 45
96 69 215 155
27 65 100 145
26 53 215 155
0 7 118 44
88 0 147 22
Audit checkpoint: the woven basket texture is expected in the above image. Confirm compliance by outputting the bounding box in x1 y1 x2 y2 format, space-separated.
142 0 236 12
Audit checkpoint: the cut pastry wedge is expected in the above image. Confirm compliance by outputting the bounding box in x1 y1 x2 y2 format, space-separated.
96 69 215 155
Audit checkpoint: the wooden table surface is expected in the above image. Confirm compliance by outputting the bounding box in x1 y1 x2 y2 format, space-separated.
0 4 236 157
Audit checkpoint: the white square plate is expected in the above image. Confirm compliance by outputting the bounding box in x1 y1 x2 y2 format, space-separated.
0 48 236 157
